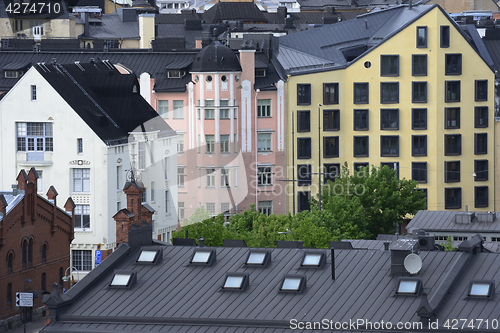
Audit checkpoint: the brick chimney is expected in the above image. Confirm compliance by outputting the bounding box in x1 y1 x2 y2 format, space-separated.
47 186 58 234
26 168 39 224
114 209 135 245
114 181 148 245
17 169 28 191
123 182 144 225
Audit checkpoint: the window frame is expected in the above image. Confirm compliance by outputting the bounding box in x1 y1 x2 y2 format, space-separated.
297 84 311 105
444 134 461 156
412 108 427 130
297 110 311 132
380 109 399 130
72 249 92 271
441 26 450 47
353 83 369 104
412 135 427 156
380 55 399 76
257 166 272 186
445 107 460 129
257 133 272 152
474 133 487 155
445 54 462 75
220 134 230 154
297 137 311 159
205 134 215 154
416 26 427 48
380 82 399 104
257 99 272 117
353 136 369 157
297 164 312 186
72 168 90 193
445 81 460 103
323 109 340 131
324 163 340 184
474 160 488 181
475 186 488 208
74 204 91 229
323 83 339 105
323 136 339 158
444 161 461 183
474 106 488 128
258 200 273 216
445 187 462 209
353 109 369 131
475 80 488 102
412 82 427 103
158 100 169 118
412 54 427 76
412 162 427 183
172 100 184 119
380 135 399 157
297 191 311 212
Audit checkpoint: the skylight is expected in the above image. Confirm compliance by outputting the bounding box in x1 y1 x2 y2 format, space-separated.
468 280 495 298
137 250 158 263
224 276 244 289
396 278 421 295
245 251 271 266
190 249 216 265
300 252 325 268
111 274 131 286
279 275 306 293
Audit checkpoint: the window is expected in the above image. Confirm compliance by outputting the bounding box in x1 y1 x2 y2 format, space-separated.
245 251 271 266
297 84 311 105
73 169 90 192
173 100 183 118
109 272 136 288
72 250 92 271
445 134 461 156
165 190 169 213
475 107 488 128
22 240 27 268
323 110 340 131
412 55 427 76
258 133 272 152
468 280 494 298
297 111 310 132
16 122 53 158
206 169 215 187
412 82 427 103
7 252 13 273
150 182 155 202
380 136 399 157
220 134 230 154
354 83 369 104
206 203 216 215
323 83 339 104
323 136 339 158
298 191 311 212
7 283 12 309
445 55 461 75
380 162 399 179
445 81 460 102
222 273 249 291
257 99 271 117
36 170 43 192
163 157 168 180
297 164 311 186
141 189 147 203
445 161 460 183
138 142 146 169
475 133 487 155
178 202 185 220
324 163 340 183
445 188 461 209
31 85 37 101
75 205 90 229
205 100 214 119
191 249 216 265
397 278 422 295
354 136 369 157
221 168 230 188
474 160 488 181
255 69 266 77
297 138 311 159
28 239 33 267
475 186 488 208
14 19 23 32
380 55 399 76
41 272 46 291
77 138 83 154
475 80 487 101
380 109 398 130
220 100 230 119
279 275 306 293
258 167 272 186
301 252 325 268
412 162 427 183
416 27 427 48
412 108 427 130
205 135 215 154
412 135 427 156
354 162 369 172
158 100 168 117
380 82 399 103
177 167 185 187
445 108 460 129
177 134 184 153
354 109 368 130
258 201 273 216
441 26 450 47
221 202 230 215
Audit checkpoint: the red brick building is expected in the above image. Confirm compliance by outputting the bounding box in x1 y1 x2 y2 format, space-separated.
0 168 74 325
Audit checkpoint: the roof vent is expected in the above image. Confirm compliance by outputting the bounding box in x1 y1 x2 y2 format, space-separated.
476 212 495 223
390 239 418 276
455 212 475 224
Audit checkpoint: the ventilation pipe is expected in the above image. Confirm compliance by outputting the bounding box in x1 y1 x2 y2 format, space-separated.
331 248 335 280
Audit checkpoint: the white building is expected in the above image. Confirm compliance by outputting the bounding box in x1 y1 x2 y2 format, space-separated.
0 60 178 280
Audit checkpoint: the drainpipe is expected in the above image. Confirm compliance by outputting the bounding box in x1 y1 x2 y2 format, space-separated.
255 89 260 209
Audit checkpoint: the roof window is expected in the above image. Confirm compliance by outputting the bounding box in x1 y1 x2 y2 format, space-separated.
396 277 422 296
109 270 137 289
300 251 326 268
136 247 163 264
190 249 216 266
245 251 271 267
222 273 249 291
468 280 495 298
279 275 306 293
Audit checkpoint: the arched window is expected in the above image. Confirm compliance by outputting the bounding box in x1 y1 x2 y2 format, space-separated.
22 240 27 268
7 283 12 309
28 239 33 267
42 243 47 263
41 273 46 291
7 252 13 273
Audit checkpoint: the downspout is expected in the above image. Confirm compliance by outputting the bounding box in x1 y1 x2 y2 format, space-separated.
255 89 260 208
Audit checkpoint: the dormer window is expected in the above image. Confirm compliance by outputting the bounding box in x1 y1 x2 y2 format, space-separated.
168 71 185 78
132 85 138 93
468 280 495 298
4 71 19 78
255 69 266 77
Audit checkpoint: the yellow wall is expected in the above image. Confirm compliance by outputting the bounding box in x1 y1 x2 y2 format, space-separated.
286 6 495 213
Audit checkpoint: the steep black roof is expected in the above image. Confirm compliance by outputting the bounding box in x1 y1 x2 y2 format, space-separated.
34 60 175 145
42 226 500 333
203 2 268 24
191 41 242 73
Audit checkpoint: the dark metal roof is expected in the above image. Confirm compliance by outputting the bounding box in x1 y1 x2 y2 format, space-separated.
483 38 500 78
34 61 176 145
2 62 31 70
164 54 195 69
407 210 500 233
41 229 500 333
87 14 140 40
191 41 242 72
202 2 268 24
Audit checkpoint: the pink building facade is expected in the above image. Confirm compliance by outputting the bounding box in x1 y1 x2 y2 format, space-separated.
150 41 286 222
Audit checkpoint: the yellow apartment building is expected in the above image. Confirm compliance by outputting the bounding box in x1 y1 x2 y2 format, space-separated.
278 4 495 213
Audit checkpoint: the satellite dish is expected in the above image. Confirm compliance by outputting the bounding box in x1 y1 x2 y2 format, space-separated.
404 253 422 275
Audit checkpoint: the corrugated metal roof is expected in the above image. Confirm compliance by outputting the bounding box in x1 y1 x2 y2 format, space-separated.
88 14 140 40
407 210 500 232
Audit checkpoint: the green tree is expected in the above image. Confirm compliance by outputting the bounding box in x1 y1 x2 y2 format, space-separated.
172 214 233 246
183 206 212 227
